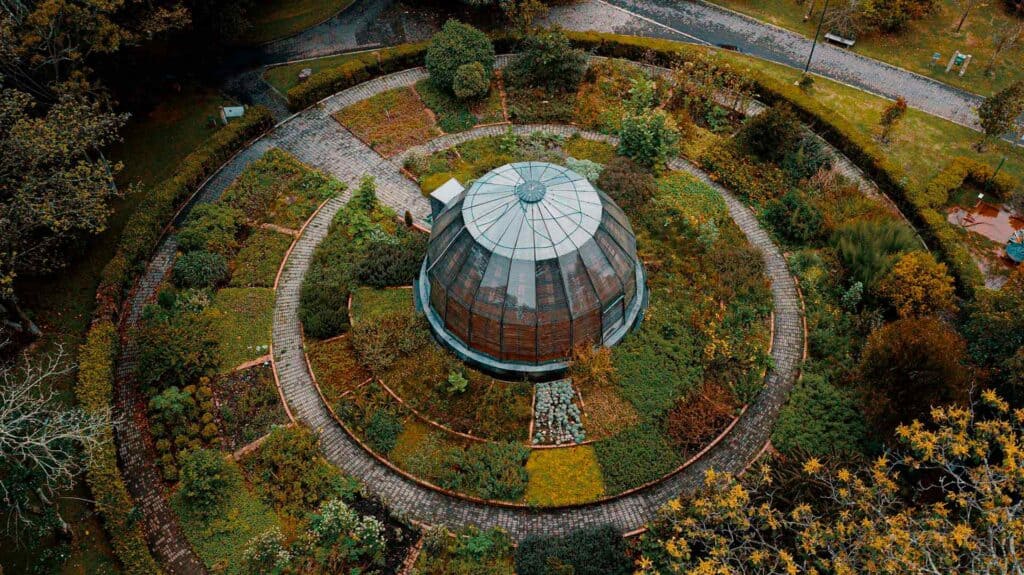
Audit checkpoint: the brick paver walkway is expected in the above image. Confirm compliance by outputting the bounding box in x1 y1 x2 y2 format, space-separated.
272 121 805 540
116 59 805 572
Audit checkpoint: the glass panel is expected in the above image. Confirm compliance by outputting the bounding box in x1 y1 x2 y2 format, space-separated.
558 252 600 319
594 229 636 307
502 259 537 362
578 238 622 307
536 259 572 361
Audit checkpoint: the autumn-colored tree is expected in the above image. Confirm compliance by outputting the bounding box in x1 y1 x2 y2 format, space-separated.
878 96 907 143
568 343 615 389
859 316 970 433
0 86 127 334
1 0 188 93
877 251 957 318
638 390 1024 575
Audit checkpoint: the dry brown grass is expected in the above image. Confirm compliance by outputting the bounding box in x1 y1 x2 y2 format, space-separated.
334 87 441 156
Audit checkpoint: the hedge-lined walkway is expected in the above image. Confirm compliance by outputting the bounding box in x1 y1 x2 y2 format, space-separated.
272 121 804 539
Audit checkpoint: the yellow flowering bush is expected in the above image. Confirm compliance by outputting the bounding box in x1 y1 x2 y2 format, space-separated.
637 391 1024 574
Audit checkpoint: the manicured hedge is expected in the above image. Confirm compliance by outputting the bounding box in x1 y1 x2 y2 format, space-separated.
77 321 164 575
555 31 987 297
95 106 274 320
286 43 430 110
921 156 1018 207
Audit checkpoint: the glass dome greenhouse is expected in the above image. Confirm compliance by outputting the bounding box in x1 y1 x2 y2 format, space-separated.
416 162 647 376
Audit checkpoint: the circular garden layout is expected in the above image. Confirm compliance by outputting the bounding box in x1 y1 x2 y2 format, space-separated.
119 50 842 573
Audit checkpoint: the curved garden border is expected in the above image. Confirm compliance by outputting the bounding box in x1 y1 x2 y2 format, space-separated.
270 111 806 537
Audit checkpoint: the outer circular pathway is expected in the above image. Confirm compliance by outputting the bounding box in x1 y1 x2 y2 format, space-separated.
271 124 804 540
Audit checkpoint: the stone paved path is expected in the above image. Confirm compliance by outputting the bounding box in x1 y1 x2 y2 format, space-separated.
116 57 806 571
238 0 989 130
272 119 805 540
549 0 983 128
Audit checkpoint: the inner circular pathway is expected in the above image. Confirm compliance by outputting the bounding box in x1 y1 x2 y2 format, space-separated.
271 125 805 540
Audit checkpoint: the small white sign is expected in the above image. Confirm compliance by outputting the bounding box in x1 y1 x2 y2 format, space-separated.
222 106 246 119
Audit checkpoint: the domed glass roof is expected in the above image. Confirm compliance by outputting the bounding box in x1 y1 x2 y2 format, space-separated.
417 162 647 376
462 163 603 261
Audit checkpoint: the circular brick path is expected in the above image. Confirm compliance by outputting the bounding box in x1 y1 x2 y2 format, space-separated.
271 121 804 539
115 60 805 574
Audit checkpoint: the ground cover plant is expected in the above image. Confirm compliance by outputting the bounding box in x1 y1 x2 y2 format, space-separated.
220 148 342 229
524 447 606 506
203 287 275 371
414 76 506 133
415 527 515 575
171 451 281 575
229 228 294 287
211 363 289 450
334 86 442 156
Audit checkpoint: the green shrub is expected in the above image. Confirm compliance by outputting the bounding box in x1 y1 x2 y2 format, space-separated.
439 442 529 501
596 156 656 214
780 136 832 182
244 426 354 516
831 219 920 290
176 203 243 255
300 231 357 339
515 525 631 575
506 28 587 93
355 228 427 288
618 108 679 170
178 449 236 516
426 20 495 94
921 156 1019 207
287 43 429 110
364 411 403 454
594 424 681 494
172 250 229 288
735 103 803 163
135 306 220 393
76 322 164 574
414 78 478 133
95 106 273 320
772 373 867 456
453 61 490 100
762 189 827 245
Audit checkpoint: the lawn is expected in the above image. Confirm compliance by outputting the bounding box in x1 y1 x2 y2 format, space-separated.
171 460 281 575
717 49 1024 189
204 288 275 371
334 86 442 156
525 446 606 506
708 0 1024 95
239 0 352 45
349 286 415 325
264 51 364 95
229 228 294 287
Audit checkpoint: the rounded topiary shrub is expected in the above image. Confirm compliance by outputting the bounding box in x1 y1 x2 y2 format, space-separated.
425 19 495 94
596 156 656 213
172 250 229 288
507 28 587 93
176 203 243 256
178 448 236 516
453 61 490 100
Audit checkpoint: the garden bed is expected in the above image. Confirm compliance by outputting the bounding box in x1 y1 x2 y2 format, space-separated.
334 86 442 157
211 362 289 451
